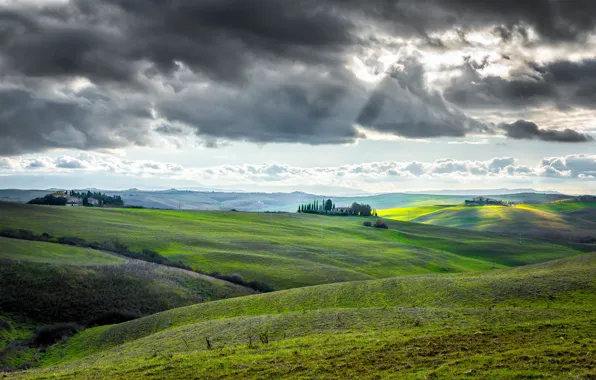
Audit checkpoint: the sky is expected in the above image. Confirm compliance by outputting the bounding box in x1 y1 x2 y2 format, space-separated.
1 0 596 194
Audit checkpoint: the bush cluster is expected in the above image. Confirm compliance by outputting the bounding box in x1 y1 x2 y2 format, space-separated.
33 323 80 347
0 228 52 242
210 272 274 293
85 311 141 328
0 318 11 332
362 220 388 229
27 195 67 206
374 220 388 229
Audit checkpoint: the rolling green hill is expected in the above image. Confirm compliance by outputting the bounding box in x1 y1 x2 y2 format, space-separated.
0 202 582 290
14 252 596 379
0 237 254 369
383 203 596 244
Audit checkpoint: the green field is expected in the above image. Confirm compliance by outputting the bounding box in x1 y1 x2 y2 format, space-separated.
0 237 254 368
0 236 123 265
378 205 454 221
3 201 595 378
0 202 582 290
379 203 596 245
13 252 596 379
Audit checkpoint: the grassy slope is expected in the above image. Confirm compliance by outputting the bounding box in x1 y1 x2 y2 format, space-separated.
378 205 454 221
0 236 123 265
0 202 581 289
379 203 596 244
16 252 596 379
0 238 253 369
0 238 253 325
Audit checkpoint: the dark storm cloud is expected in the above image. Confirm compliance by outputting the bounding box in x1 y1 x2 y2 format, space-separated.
156 67 367 145
0 88 152 155
1 0 596 154
0 0 355 85
501 120 593 143
356 56 492 138
444 58 596 110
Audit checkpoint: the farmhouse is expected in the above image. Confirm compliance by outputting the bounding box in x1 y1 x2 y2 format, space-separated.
87 197 101 206
333 206 352 214
65 197 82 206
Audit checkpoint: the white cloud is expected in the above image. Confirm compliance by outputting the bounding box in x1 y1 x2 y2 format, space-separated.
1 153 595 192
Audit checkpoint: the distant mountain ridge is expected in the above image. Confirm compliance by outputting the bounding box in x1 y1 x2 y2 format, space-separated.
0 188 577 211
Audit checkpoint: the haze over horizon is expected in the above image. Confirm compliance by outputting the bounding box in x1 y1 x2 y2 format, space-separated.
1 0 596 194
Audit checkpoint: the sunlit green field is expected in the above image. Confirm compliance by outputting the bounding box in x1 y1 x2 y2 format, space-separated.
0 202 582 290
380 203 596 246
377 205 453 221
14 252 596 379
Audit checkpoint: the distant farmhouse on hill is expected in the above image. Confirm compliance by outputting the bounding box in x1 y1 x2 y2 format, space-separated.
464 196 513 207
28 190 123 207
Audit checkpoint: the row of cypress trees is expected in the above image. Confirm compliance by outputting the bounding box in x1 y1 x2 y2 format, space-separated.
298 199 334 214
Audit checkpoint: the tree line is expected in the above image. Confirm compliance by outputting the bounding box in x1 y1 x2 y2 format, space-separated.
297 199 378 217
28 190 124 207
298 199 335 213
69 190 124 206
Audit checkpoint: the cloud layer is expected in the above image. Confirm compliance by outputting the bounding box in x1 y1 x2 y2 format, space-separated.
3 153 596 192
1 0 595 154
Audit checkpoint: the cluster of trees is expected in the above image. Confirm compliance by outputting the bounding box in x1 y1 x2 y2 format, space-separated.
28 195 67 206
297 199 378 217
69 190 124 206
350 202 378 217
298 199 335 214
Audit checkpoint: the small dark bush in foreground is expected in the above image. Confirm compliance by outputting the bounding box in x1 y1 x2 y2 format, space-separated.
33 323 80 347
86 311 141 328
374 220 388 229
363 221 372 227
0 318 11 331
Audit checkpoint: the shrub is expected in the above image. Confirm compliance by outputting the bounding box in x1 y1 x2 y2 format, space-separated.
374 220 388 229
363 221 372 227
57 236 87 247
0 318 11 331
248 280 275 293
209 272 274 293
27 195 67 206
33 323 80 347
86 311 141 328
101 239 130 253
0 228 37 241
